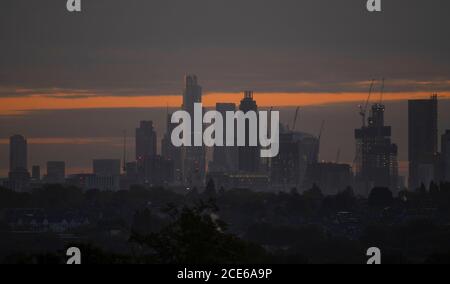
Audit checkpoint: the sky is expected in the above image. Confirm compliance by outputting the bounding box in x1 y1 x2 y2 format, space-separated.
1 0 450 177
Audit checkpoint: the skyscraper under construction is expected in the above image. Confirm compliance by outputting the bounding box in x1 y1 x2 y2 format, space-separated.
355 103 399 195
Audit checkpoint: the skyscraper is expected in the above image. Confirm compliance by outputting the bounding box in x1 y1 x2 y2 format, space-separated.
210 103 239 173
9 135 28 173
135 121 157 161
408 95 438 189
162 113 182 183
355 103 399 195
181 75 206 187
442 130 450 182
8 135 30 192
182 75 202 114
238 91 260 173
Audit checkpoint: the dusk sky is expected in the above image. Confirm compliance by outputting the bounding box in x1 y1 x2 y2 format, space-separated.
1 0 450 177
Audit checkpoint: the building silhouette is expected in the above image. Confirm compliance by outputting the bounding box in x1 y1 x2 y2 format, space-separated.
210 103 239 173
9 135 28 173
119 161 138 190
124 161 138 179
93 159 121 176
442 130 450 182
238 91 260 173
182 75 202 115
92 159 121 191
8 135 30 192
162 113 182 183
408 95 438 189
135 121 157 161
207 172 270 192
133 119 173 186
303 162 354 195
137 155 174 187
271 128 319 190
67 174 120 192
44 161 66 184
355 103 399 195
181 75 206 187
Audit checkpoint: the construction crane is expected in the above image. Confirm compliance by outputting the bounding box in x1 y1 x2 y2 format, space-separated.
379 77 385 104
316 120 325 162
292 106 300 131
359 79 375 127
318 120 325 142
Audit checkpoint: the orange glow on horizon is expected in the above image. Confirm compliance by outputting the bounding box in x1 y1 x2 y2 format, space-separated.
0 92 449 115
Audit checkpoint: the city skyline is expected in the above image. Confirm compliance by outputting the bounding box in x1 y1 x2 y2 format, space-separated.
2 97 450 180
1 0 450 188
1 75 449 194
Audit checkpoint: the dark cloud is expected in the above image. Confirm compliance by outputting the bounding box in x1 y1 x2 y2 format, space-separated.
1 0 450 95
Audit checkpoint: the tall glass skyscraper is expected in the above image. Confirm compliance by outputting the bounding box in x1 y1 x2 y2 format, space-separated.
9 135 28 173
408 95 438 189
181 75 206 187
238 91 260 173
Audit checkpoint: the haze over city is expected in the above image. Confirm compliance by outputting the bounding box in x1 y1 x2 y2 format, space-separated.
2 0 450 179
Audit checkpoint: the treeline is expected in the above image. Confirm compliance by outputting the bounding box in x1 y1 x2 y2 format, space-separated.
2 181 450 264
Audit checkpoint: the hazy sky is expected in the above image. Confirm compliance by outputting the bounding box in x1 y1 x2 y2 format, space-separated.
1 0 450 95
1 0 450 177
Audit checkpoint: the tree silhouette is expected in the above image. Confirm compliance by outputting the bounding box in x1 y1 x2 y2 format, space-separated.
204 179 217 199
129 201 267 264
368 187 393 208
303 184 324 200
